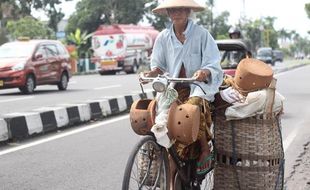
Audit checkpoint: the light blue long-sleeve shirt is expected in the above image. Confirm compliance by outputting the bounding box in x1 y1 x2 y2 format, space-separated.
151 19 223 101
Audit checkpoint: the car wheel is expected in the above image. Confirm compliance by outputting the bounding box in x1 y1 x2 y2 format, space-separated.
132 63 138 73
127 60 138 74
19 75 35 94
57 72 68 90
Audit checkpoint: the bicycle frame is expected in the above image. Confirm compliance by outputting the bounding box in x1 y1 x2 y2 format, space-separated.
138 74 214 189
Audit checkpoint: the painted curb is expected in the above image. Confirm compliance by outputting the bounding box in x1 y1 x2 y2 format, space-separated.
0 118 8 141
0 92 155 142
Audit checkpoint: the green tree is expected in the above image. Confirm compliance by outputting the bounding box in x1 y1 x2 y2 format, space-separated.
305 3 310 34
66 0 103 34
66 28 93 58
290 35 310 56
212 11 231 39
0 29 8 45
305 3 310 19
1 0 72 33
144 1 169 30
66 0 147 35
241 19 262 52
196 2 230 39
241 17 279 51
0 1 18 44
6 16 54 39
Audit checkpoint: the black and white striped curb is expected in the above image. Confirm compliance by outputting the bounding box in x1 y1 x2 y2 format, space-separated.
0 91 155 142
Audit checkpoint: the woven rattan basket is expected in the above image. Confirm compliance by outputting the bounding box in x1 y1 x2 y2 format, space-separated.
213 114 284 190
213 79 284 190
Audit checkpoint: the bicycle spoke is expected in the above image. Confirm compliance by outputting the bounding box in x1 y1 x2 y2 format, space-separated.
123 136 169 190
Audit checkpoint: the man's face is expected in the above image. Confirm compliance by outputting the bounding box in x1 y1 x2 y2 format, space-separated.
230 33 240 39
167 8 190 25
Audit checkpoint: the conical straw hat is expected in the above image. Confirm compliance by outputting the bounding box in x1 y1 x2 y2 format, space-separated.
152 0 205 15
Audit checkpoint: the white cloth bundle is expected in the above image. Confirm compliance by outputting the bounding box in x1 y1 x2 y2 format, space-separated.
225 89 285 120
151 87 178 148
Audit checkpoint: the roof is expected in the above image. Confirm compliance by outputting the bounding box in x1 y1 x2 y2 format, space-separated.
94 24 158 35
216 39 249 52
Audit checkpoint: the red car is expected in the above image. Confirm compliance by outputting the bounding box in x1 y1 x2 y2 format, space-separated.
216 39 251 76
0 39 71 94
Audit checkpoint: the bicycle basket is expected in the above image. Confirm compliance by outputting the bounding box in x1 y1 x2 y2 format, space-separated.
130 99 156 135
213 115 284 190
167 102 200 145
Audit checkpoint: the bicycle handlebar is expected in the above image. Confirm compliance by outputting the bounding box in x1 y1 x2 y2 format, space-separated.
139 73 197 83
139 73 207 95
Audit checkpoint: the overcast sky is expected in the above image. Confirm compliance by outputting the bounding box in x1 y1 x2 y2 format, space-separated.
34 0 309 37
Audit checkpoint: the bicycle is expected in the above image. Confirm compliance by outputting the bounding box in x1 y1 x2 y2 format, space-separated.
122 75 214 190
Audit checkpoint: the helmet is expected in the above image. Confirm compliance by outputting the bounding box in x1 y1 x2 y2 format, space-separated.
228 26 241 39
130 99 156 135
167 102 200 145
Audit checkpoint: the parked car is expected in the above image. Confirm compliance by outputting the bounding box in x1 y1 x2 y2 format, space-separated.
272 50 284 62
216 39 251 76
295 53 305 60
256 47 274 66
0 38 71 94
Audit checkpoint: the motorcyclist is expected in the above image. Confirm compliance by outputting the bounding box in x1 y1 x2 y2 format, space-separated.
228 26 242 39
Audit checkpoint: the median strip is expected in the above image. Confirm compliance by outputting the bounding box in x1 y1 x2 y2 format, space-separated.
0 90 155 143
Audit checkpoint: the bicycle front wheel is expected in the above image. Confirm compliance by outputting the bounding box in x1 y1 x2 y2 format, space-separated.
122 135 170 190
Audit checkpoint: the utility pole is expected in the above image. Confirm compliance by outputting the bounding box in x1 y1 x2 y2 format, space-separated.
241 0 246 19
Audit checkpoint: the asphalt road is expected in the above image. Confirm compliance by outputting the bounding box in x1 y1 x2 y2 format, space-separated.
0 60 291 117
0 63 309 189
276 65 310 188
0 115 136 190
0 73 154 116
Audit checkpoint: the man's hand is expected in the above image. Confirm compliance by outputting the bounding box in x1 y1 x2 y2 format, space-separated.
192 69 210 82
139 67 163 84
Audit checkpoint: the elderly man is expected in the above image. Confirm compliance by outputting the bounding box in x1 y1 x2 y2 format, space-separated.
145 0 223 186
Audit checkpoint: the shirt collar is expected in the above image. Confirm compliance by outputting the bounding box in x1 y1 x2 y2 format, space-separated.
169 19 193 39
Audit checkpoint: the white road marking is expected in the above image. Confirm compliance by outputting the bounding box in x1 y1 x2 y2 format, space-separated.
131 88 153 94
0 115 129 156
94 85 121 90
283 127 299 153
274 64 307 77
0 96 34 103
68 80 77 84
275 69 300 152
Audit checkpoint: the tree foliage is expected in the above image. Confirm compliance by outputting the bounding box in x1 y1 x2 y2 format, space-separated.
6 16 54 40
305 3 310 19
66 28 93 58
0 0 19 20
240 17 279 52
0 0 72 33
144 1 169 31
66 0 147 34
196 1 230 39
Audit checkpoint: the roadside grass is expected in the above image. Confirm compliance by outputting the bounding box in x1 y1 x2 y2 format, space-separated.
284 59 310 65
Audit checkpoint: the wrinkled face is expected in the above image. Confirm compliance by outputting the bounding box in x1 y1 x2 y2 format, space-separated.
167 8 190 25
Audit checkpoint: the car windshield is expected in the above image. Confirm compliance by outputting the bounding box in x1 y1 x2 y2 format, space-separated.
0 42 36 58
257 49 272 57
220 50 244 69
